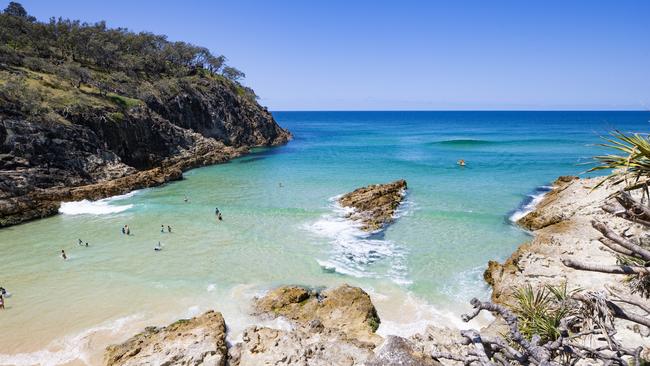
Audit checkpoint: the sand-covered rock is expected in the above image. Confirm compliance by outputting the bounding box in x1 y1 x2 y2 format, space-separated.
104 310 227 366
253 284 381 344
339 179 407 231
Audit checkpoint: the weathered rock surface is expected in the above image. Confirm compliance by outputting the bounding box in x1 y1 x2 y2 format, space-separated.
104 310 227 366
229 322 375 366
339 179 407 231
0 78 291 227
253 284 381 344
367 335 442 366
484 176 650 349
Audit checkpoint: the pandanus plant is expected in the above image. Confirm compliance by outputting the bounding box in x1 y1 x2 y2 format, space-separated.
589 130 650 190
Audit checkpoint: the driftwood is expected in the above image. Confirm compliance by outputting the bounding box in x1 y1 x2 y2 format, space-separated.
562 258 650 275
591 220 650 261
432 297 645 365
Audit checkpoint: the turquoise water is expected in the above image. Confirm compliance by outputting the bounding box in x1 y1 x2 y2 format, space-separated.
0 111 648 364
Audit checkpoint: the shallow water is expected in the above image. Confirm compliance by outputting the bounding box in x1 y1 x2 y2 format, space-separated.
0 111 648 364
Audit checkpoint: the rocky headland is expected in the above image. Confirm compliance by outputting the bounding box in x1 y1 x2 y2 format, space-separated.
338 179 407 231
0 8 291 227
103 176 650 364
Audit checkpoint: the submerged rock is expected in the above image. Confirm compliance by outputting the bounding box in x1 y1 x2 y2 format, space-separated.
339 179 407 231
104 310 227 366
253 284 381 344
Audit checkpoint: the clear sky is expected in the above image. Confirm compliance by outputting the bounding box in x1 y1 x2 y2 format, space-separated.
14 0 650 111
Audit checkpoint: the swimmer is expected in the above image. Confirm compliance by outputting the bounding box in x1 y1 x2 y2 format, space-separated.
122 227 126 235
184 195 189 203
0 287 6 296
85 242 89 247
167 225 172 233
78 238 83 246
161 225 165 233
61 249 67 260
457 159 466 167
218 212 223 221
126 227 130 235
278 182 283 188
215 207 220 216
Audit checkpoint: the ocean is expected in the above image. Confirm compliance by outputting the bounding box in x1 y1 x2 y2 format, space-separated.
0 111 648 364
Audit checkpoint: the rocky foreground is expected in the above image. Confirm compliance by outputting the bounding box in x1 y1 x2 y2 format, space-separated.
104 285 440 366
338 179 407 231
104 176 650 365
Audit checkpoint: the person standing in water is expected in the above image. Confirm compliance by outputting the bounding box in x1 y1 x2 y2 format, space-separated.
122 226 126 235
126 225 130 235
161 225 165 233
218 212 223 221
184 195 189 203
167 225 172 233
154 241 162 251
78 239 83 246
85 242 89 247
0 294 4 310
61 249 67 260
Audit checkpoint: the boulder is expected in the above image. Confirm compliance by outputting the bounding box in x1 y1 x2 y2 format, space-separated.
104 310 227 366
253 284 381 344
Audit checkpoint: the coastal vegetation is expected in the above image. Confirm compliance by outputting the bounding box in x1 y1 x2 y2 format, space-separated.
0 1 290 227
0 1 256 122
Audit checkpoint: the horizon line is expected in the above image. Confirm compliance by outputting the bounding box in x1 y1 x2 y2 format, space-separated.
269 109 650 113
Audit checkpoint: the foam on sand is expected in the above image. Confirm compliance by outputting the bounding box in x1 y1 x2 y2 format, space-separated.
59 191 139 215
0 313 143 366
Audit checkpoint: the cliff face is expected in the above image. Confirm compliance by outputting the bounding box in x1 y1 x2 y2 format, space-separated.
0 76 291 227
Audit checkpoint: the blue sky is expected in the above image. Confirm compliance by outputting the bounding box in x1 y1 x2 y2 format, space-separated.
15 0 650 110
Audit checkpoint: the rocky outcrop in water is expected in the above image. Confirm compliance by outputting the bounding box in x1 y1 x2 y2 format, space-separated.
339 179 407 231
104 310 227 366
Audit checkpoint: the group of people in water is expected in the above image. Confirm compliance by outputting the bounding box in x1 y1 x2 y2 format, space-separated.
58 201 224 259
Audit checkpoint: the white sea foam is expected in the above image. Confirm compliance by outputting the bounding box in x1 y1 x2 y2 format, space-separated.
509 185 552 223
305 194 411 285
59 191 139 215
375 291 493 338
440 265 491 303
0 313 143 366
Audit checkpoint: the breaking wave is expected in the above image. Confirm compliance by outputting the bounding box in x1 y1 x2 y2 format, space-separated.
306 194 412 285
59 191 138 215
508 185 552 223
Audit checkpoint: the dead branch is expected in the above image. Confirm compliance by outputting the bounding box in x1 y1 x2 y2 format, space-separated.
591 220 650 261
573 292 650 328
460 329 495 366
562 257 650 275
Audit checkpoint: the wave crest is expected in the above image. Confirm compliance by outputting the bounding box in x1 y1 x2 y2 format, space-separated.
59 191 138 215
